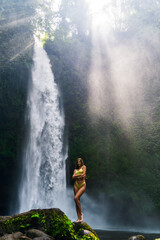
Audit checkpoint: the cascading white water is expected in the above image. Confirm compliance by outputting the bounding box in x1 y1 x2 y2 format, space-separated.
19 37 67 213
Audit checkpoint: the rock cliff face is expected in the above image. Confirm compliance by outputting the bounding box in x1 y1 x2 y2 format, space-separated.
0 208 99 240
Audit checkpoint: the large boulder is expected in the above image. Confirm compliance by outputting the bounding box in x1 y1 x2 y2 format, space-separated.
0 209 99 240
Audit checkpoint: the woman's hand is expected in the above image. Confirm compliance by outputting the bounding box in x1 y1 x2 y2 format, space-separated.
77 174 86 180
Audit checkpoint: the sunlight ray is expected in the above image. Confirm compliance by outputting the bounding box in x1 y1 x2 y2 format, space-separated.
10 42 34 62
0 16 32 30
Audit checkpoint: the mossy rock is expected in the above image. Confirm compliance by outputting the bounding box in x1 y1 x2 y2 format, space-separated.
0 209 75 239
73 221 99 239
0 209 100 240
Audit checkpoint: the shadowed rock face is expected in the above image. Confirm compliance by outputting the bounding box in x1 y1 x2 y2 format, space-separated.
0 208 99 240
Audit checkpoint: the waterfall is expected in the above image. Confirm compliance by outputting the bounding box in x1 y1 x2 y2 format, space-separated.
18 37 106 229
19 37 67 213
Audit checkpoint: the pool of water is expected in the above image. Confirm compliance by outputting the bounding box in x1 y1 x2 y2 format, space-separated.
95 230 160 240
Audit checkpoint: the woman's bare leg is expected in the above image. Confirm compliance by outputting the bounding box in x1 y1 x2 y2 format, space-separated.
74 184 81 220
74 184 86 221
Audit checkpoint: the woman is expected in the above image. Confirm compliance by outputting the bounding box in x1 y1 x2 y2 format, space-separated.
72 158 86 222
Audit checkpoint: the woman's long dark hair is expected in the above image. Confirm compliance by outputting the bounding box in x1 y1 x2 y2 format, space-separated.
76 158 84 169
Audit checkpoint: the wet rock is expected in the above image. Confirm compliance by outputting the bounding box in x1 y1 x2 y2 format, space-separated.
0 234 12 240
26 229 54 239
12 232 23 239
128 235 146 240
18 236 32 240
0 232 23 240
83 230 92 235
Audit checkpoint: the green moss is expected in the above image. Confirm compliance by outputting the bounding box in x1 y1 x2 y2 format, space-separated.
41 210 78 239
31 213 40 218
20 223 30 228
82 233 99 240
3 213 27 232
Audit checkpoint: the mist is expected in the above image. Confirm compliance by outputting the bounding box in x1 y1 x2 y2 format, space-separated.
88 1 160 124
86 0 160 230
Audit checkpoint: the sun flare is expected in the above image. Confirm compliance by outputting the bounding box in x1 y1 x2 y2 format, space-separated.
85 0 124 31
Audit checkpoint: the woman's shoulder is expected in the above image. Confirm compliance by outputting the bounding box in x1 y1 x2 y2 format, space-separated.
82 165 86 169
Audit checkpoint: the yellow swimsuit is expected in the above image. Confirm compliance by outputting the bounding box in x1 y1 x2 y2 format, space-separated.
75 167 86 189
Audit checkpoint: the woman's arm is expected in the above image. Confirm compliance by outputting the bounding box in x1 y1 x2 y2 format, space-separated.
76 166 86 178
72 166 87 179
72 170 79 180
